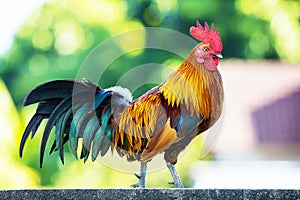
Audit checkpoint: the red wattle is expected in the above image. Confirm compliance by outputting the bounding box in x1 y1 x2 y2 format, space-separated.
213 57 219 66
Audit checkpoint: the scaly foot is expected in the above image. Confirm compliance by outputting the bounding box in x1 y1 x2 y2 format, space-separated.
130 162 147 188
166 162 184 188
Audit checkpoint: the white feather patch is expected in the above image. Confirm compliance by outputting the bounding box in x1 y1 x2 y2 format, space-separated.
106 86 133 102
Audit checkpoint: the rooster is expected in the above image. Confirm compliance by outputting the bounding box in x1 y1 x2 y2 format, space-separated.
19 21 224 188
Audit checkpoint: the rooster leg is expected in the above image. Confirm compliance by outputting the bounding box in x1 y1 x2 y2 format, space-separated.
166 162 184 188
130 162 147 188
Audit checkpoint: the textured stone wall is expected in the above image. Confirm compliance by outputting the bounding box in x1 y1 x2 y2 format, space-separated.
1 189 299 200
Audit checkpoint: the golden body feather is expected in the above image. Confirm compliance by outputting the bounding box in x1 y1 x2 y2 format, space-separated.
112 44 224 163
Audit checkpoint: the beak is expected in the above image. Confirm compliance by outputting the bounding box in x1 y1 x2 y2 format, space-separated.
213 53 223 59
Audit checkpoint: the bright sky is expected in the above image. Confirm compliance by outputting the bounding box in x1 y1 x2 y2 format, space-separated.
0 0 47 56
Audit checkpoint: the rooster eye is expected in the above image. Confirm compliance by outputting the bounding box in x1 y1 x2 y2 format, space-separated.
203 47 208 52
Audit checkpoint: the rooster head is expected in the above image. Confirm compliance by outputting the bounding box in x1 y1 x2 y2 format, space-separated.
190 21 223 71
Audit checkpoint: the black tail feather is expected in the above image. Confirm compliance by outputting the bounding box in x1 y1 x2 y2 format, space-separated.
19 114 44 158
20 79 131 167
23 80 76 106
36 99 63 116
49 134 69 155
40 95 72 167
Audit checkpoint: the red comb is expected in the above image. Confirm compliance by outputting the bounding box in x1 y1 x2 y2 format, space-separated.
190 21 222 52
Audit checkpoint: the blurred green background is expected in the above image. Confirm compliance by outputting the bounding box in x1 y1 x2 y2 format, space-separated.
0 0 299 189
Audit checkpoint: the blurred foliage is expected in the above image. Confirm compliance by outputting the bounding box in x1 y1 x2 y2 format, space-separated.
0 79 39 188
0 0 299 189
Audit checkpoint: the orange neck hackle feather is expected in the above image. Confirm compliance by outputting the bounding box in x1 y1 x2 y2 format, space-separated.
160 45 224 119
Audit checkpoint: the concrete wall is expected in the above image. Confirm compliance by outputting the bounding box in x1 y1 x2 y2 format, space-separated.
1 189 300 199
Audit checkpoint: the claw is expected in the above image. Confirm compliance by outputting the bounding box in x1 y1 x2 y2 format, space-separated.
130 183 140 188
134 173 141 179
